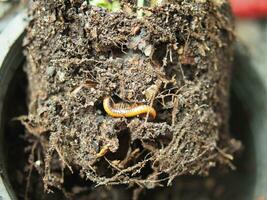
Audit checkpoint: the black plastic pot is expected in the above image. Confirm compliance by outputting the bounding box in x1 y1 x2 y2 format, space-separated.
0 13 267 200
231 20 267 199
0 10 27 200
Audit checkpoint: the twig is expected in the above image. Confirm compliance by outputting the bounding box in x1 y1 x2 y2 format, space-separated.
55 146 73 173
25 141 38 200
215 146 234 160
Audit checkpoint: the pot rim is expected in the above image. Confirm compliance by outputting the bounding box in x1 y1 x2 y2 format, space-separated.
0 8 27 200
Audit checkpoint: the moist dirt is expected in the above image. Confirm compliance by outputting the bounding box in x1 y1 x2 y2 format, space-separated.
19 0 241 198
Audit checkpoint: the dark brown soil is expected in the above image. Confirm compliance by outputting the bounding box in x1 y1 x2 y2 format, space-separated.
5 64 252 200
22 0 241 195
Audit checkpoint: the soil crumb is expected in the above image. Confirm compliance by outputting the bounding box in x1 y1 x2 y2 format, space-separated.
23 0 241 192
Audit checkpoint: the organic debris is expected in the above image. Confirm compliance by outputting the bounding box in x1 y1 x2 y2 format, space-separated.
23 0 240 192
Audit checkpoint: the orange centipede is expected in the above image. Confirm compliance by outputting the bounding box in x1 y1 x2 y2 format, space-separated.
103 97 156 119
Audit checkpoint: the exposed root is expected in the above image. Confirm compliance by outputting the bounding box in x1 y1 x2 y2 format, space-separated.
23 0 239 191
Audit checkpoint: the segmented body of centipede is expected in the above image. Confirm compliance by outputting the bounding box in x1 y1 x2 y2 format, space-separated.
103 97 156 119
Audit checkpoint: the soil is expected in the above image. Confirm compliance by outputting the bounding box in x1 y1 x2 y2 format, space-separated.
21 0 241 196
5 65 251 200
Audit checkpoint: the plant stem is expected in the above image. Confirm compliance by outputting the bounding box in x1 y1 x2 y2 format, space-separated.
137 0 144 17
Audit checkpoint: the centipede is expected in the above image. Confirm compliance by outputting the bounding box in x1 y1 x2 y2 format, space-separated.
103 96 156 119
